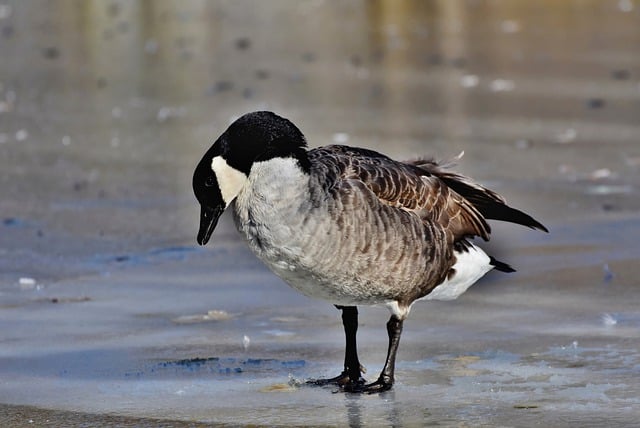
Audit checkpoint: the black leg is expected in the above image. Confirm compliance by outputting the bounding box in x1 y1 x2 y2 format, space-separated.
346 315 403 393
341 306 365 385
308 306 365 387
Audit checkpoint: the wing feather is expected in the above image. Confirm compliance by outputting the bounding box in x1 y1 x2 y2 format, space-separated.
408 158 548 232
310 145 492 241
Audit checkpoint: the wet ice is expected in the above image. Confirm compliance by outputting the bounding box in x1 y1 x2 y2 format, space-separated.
1 0 639 426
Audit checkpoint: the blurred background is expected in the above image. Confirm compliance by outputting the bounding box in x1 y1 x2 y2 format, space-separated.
1 1 639 426
1 0 639 280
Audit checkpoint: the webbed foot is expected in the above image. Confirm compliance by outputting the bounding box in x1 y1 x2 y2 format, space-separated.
342 375 393 394
307 370 366 387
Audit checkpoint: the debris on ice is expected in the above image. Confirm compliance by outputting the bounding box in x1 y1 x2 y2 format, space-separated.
489 79 515 92
19 277 36 290
555 128 577 144
15 129 28 141
460 74 479 88
601 313 618 327
243 335 251 351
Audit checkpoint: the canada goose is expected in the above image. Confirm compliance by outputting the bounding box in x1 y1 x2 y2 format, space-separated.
193 111 547 393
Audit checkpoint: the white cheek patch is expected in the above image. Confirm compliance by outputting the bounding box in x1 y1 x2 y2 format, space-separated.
211 156 247 205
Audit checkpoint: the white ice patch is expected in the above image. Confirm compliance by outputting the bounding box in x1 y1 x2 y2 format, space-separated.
211 156 247 205
423 245 493 301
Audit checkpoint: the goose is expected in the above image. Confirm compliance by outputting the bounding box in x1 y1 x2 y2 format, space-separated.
192 111 547 393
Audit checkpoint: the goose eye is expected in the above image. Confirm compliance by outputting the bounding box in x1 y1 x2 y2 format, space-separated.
205 176 216 187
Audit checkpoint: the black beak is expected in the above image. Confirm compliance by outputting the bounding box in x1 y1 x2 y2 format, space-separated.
197 205 224 246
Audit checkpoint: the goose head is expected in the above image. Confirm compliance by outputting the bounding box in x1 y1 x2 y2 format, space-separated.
192 111 308 245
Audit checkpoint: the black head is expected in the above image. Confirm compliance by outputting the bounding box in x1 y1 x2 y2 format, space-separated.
192 111 309 245
221 111 308 174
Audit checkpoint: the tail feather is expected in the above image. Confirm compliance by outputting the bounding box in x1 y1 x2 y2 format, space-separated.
469 194 548 233
438 174 548 233
410 159 548 233
489 256 516 273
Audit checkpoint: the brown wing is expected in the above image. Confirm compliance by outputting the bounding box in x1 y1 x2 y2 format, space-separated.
408 158 548 233
310 145 491 242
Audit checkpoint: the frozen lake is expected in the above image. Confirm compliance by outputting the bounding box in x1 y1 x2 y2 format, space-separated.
1 0 639 426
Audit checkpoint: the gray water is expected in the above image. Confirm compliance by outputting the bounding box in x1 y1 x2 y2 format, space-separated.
1 1 640 426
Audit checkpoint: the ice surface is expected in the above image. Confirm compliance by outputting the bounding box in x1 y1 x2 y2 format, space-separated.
1 0 640 426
